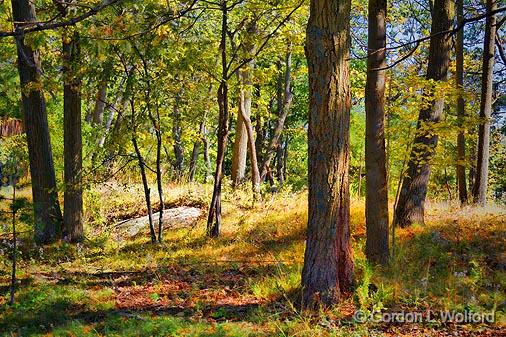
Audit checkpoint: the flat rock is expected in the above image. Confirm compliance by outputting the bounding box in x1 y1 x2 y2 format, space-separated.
115 206 202 238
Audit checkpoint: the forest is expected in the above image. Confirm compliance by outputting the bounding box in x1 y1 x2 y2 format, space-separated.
0 0 505 336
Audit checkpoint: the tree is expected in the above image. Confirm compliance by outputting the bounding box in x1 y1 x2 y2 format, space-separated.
455 0 468 205
393 0 453 228
260 43 293 183
365 0 389 264
63 29 84 242
473 0 497 206
301 0 354 308
11 0 63 244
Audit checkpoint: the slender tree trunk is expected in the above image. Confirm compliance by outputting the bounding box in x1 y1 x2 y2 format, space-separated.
456 0 468 205
9 184 17 305
63 30 83 242
207 2 229 237
237 69 261 197
131 103 156 244
302 0 354 308
473 0 497 206
394 0 453 228
11 0 63 244
99 74 127 147
365 0 389 264
189 119 206 182
254 85 264 164
260 45 293 180
92 61 112 126
173 92 184 180
276 138 287 185
230 78 251 186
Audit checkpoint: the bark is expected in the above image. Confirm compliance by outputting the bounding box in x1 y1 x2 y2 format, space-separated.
11 0 63 244
207 2 229 238
92 61 112 126
260 46 293 181
473 0 497 206
98 74 128 147
365 0 389 264
254 85 264 164
130 99 157 243
302 0 354 308
188 123 202 183
63 30 83 242
237 69 261 197
173 92 184 179
276 137 285 185
394 0 453 228
230 82 250 186
456 0 468 205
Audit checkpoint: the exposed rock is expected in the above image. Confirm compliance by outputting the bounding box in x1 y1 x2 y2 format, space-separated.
114 206 202 238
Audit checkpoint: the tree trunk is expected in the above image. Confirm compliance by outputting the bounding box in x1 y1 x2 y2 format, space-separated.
260 45 293 181
11 0 63 244
172 92 184 179
254 85 264 164
230 81 250 186
130 98 157 243
207 2 229 238
302 0 354 308
365 0 389 264
455 0 468 205
473 0 497 206
63 30 83 242
276 137 285 185
393 0 453 228
237 69 261 197
92 61 112 126
188 119 205 182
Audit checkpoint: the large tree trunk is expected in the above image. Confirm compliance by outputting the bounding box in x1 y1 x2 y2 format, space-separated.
302 0 354 308
393 0 453 228
207 2 229 238
63 30 83 242
260 45 293 181
473 0 497 206
11 0 63 244
365 0 389 265
455 0 468 205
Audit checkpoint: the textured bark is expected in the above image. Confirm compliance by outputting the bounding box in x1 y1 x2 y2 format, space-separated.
63 30 83 242
473 0 496 206
260 46 293 181
11 0 63 244
302 0 354 308
394 0 453 228
455 0 468 205
365 0 389 264
207 2 229 237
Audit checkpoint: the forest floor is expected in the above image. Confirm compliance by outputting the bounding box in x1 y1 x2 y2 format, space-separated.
0 183 505 336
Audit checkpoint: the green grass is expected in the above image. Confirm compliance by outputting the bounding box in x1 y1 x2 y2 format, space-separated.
0 184 505 336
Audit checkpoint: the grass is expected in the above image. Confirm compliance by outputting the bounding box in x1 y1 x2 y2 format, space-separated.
0 183 505 336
